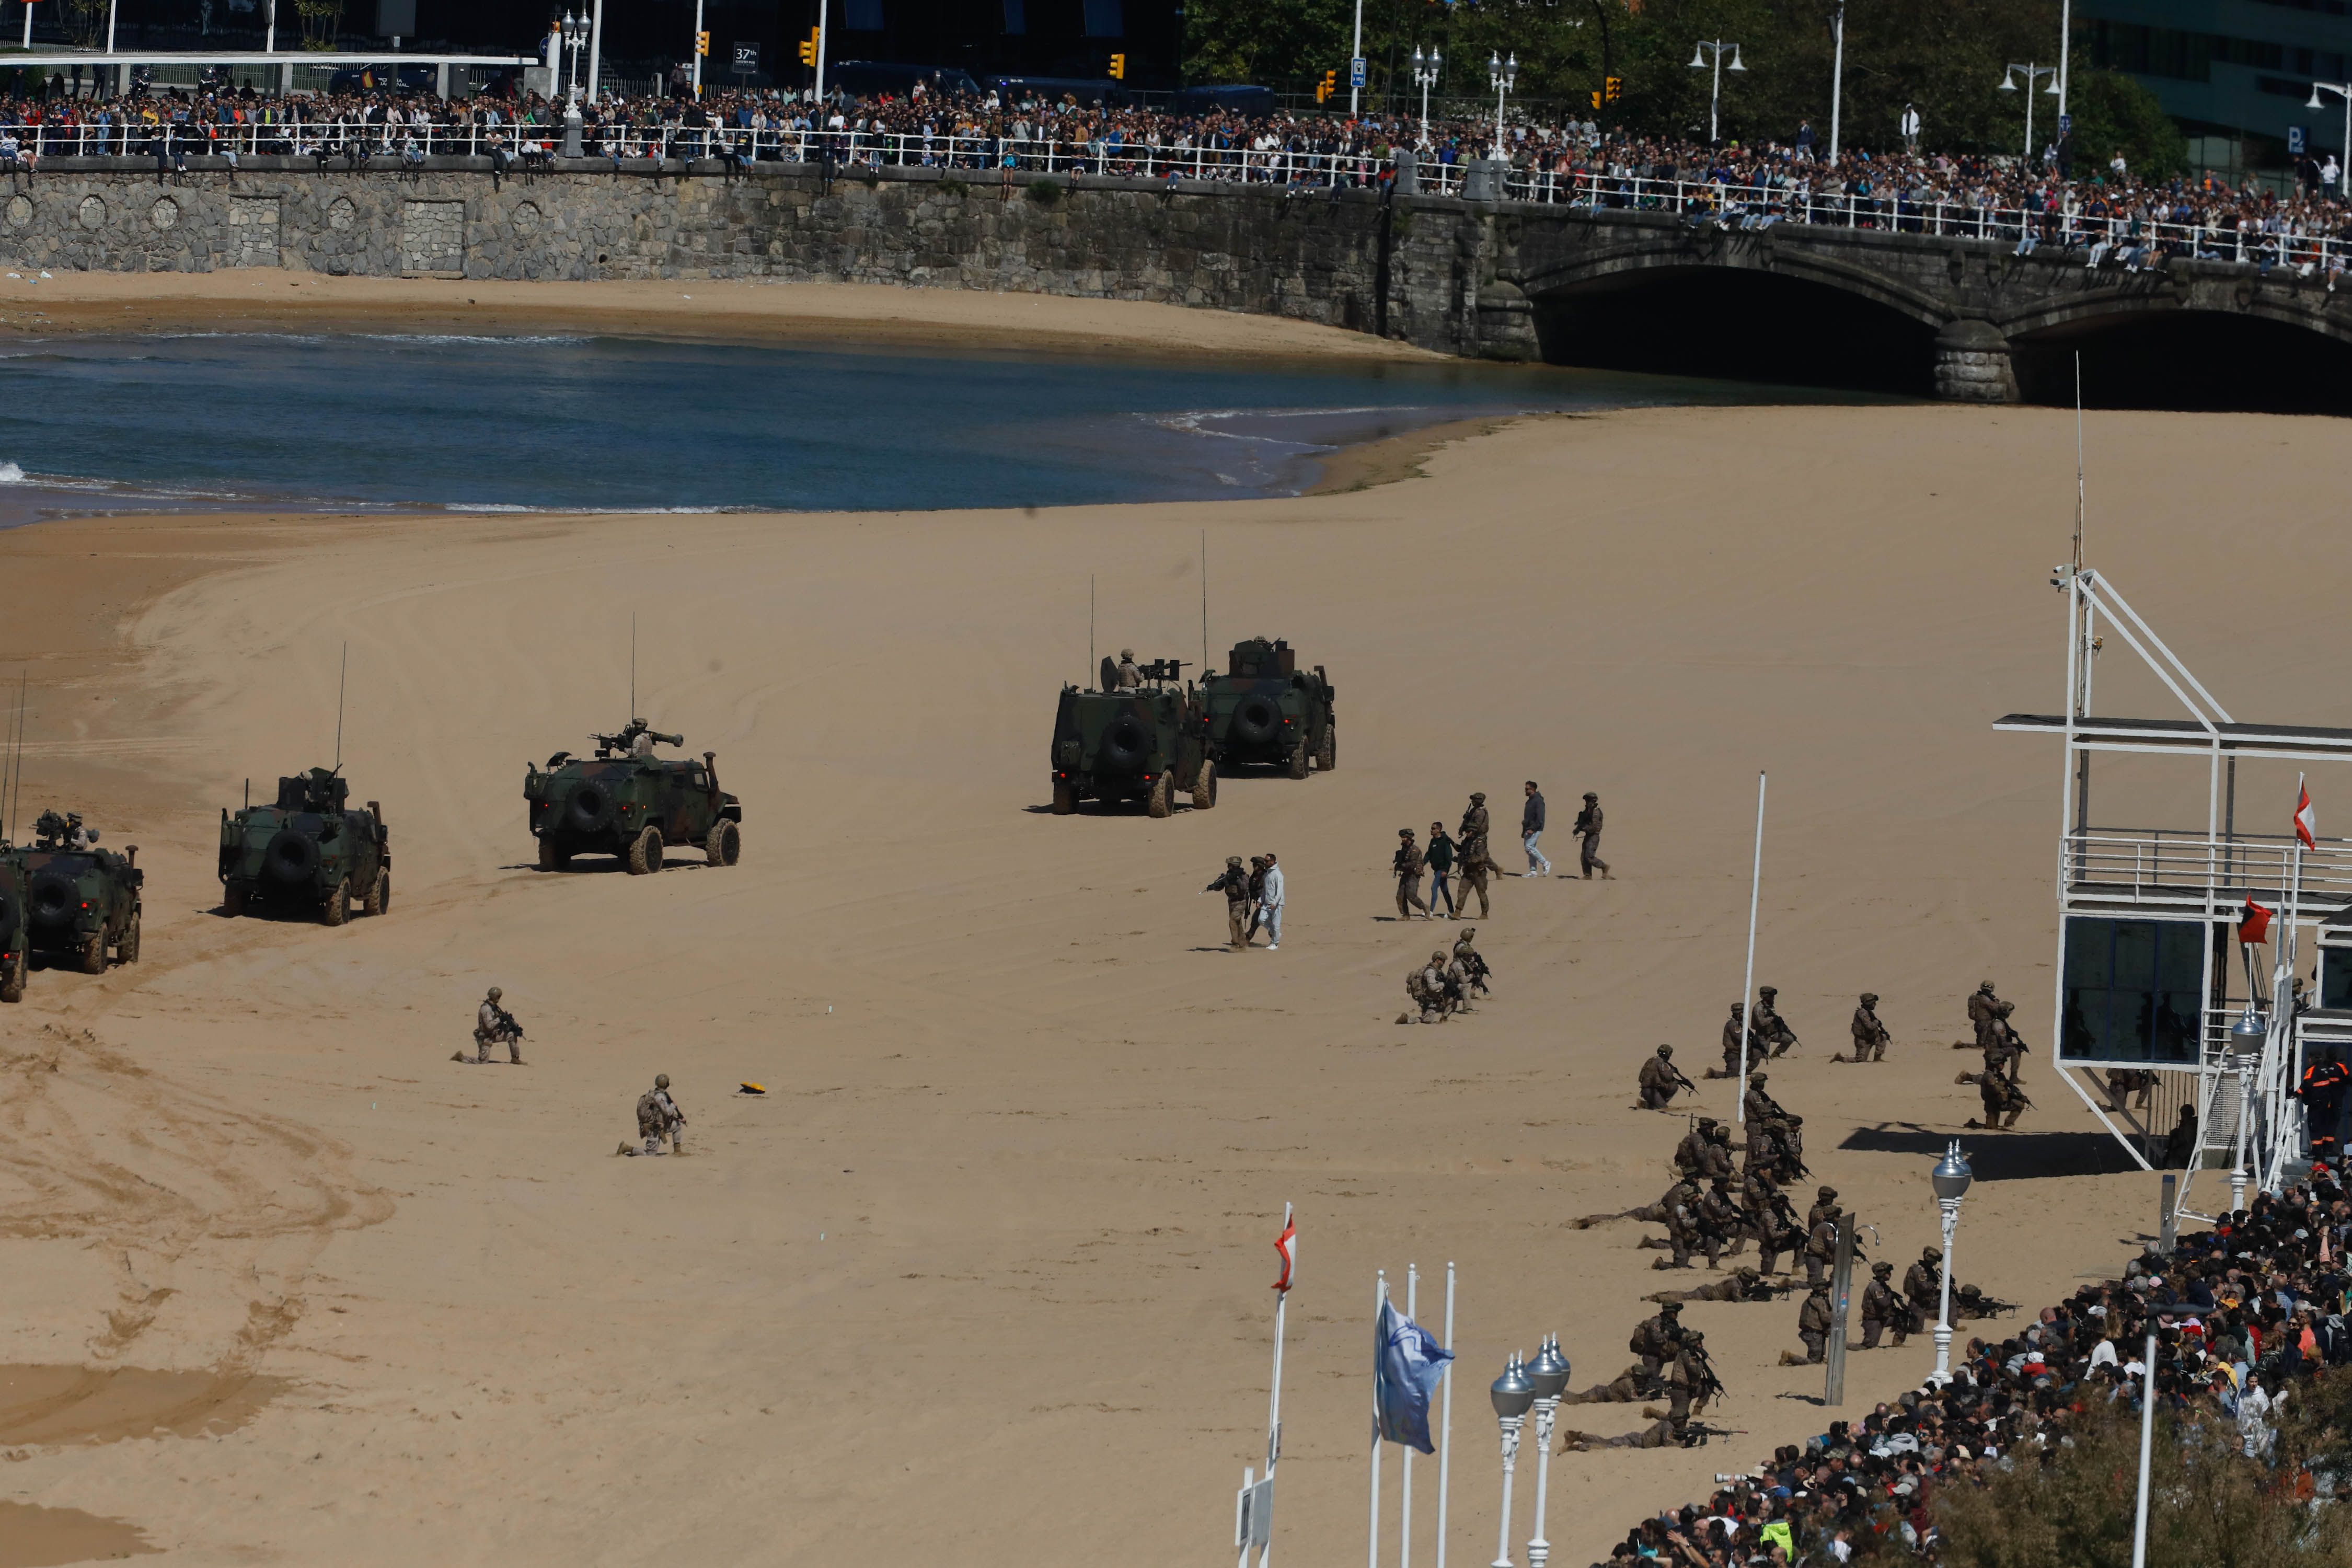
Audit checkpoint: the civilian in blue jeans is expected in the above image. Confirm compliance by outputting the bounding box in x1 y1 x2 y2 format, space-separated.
1425 822 1458 918
1522 780 1553 876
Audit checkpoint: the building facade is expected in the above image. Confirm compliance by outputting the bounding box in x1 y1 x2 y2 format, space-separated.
2082 0 2352 165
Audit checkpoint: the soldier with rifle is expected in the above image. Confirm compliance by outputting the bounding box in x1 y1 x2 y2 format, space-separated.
1741 1168 1802 1274
1697 1178 1746 1265
1655 1177 1710 1270
1639 1044 1696 1109
1454 792 1499 920
1754 985 1801 1057
1777 1112 1811 1183
1742 1070 1786 1129
1806 1185 1841 1233
1860 1261 1913 1348
1782 1282 1835 1365
1840 993 1890 1063
1802 1204 1843 1287
1646 1264 1783 1305
459 984 525 1065
1628 1300 1686 1387
1665 1331 1719 1446
597 719 683 760
623 1072 687 1156
1709 1003 1765 1079
1451 928 1492 995
1970 1068 2031 1130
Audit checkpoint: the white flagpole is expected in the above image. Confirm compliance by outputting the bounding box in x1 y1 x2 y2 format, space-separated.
1369 1270 1387 1568
1435 1261 1455 1568
1402 1265 1417 1568
1736 771 1767 1126
1262 1202 1291 1568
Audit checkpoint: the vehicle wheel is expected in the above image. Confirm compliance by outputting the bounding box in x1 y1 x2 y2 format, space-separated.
628 826 665 875
0 953 21 1004
364 870 388 917
322 877 351 927
537 835 572 872
705 820 741 868
223 881 247 918
1191 759 1217 810
1318 720 1337 772
79 929 106 973
1146 773 1173 819
1286 744 1309 780
117 909 141 964
1050 778 1077 815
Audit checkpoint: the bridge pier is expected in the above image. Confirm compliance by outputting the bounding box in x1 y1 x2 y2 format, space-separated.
1474 279 1541 361
1931 319 2019 404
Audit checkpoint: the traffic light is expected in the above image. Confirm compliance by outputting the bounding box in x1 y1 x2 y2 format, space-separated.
799 27 820 66
1316 69 1336 103
1589 89 1601 109
1605 76 1622 103
1108 53 1126 80
695 30 710 56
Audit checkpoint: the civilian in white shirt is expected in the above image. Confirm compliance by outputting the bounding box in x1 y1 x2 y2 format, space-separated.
1258 853 1285 950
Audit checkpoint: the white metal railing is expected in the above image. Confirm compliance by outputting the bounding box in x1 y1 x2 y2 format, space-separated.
0 121 2341 273
2062 831 2352 906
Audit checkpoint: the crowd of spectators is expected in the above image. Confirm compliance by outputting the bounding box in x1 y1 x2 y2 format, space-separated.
0 73 2345 267
1585 1167 2352 1565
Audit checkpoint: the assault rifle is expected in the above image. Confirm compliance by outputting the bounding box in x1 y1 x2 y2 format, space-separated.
489 1004 526 1042
1688 1344 1728 1403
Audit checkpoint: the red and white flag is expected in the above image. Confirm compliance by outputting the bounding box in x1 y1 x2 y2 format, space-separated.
1271 1215 1298 1295
2297 782 2318 851
2240 897 2275 946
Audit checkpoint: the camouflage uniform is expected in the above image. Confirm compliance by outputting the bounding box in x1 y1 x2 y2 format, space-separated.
1754 986 1800 1057
1796 1284 1834 1363
1860 1264 1910 1348
1847 994 1889 1063
1802 1209 1841 1287
1392 833 1429 919
1206 856 1252 948
1454 795 1496 919
633 1077 687 1156
1638 1046 1684 1109
470 988 523 1065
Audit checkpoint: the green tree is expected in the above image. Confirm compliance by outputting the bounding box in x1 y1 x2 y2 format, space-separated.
2062 70 2189 178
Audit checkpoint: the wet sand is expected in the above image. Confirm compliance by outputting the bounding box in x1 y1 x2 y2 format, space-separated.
0 353 2340 1565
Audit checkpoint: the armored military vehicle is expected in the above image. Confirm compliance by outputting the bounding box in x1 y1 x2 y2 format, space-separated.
13 809 141 972
1049 657 1216 817
524 719 742 874
1201 637 1335 780
218 768 390 925
0 854 25 1002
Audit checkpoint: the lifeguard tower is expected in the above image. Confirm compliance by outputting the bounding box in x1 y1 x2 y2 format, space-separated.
1996 560 2351 1221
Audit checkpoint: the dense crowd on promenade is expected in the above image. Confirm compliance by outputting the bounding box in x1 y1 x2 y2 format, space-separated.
0 74 2347 264
1583 1170 2352 1566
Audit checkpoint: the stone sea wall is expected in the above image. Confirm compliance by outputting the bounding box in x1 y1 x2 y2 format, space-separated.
0 158 1521 357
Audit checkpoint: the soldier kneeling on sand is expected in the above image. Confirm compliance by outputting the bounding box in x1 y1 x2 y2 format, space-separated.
456 985 525 1065
1402 953 1455 1024
1777 1282 1835 1365
620 1073 688 1156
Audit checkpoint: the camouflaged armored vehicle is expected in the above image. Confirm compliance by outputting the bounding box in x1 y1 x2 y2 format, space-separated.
1049 657 1216 818
219 768 390 925
1201 637 1334 779
11 809 141 973
0 852 25 1001
524 719 742 874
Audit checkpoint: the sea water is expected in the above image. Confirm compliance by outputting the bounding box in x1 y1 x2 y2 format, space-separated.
0 332 1872 524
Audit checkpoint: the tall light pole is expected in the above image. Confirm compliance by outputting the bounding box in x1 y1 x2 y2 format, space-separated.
2310 80 2352 175
1689 39 1745 147
1488 51 1517 162
1827 4 1845 162
561 11 589 104
2229 1003 2265 1215
1349 0 1365 116
1489 1353 1535 1568
1412 46 1442 149
587 0 605 100
1998 63 2060 165
1928 1141 1973 1386
1522 1338 1569 1568
2057 0 2072 119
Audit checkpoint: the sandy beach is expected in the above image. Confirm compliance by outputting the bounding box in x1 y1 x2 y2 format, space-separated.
0 292 2342 1567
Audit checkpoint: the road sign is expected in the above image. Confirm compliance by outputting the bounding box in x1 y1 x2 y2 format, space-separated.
1350 57 1366 89
2057 113 2072 134
732 41 759 75
2291 125 2308 154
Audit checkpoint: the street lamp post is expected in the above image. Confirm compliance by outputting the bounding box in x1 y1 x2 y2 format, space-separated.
1827 4 1845 162
2309 81 2352 190
1523 1337 1570 1568
1489 1353 1535 1568
560 11 590 156
1998 63 2060 165
1488 51 1517 162
1689 40 1745 147
2229 1002 2266 1214
1412 47 1442 149
1929 1140 1973 1386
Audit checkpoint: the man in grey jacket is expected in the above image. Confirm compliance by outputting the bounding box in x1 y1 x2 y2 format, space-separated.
1521 781 1552 877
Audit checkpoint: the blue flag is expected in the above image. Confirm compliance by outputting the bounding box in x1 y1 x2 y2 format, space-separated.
1373 1297 1454 1454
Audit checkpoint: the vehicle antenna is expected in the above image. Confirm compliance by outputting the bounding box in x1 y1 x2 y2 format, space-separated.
4 671 21 847
1089 575 1096 691
333 641 348 775
2072 350 2085 575
630 612 638 718
1200 529 1208 671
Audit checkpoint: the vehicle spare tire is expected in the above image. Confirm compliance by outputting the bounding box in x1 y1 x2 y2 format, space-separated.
565 781 616 834
1099 714 1152 773
28 871 76 927
1232 695 1281 745
263 828 320 884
